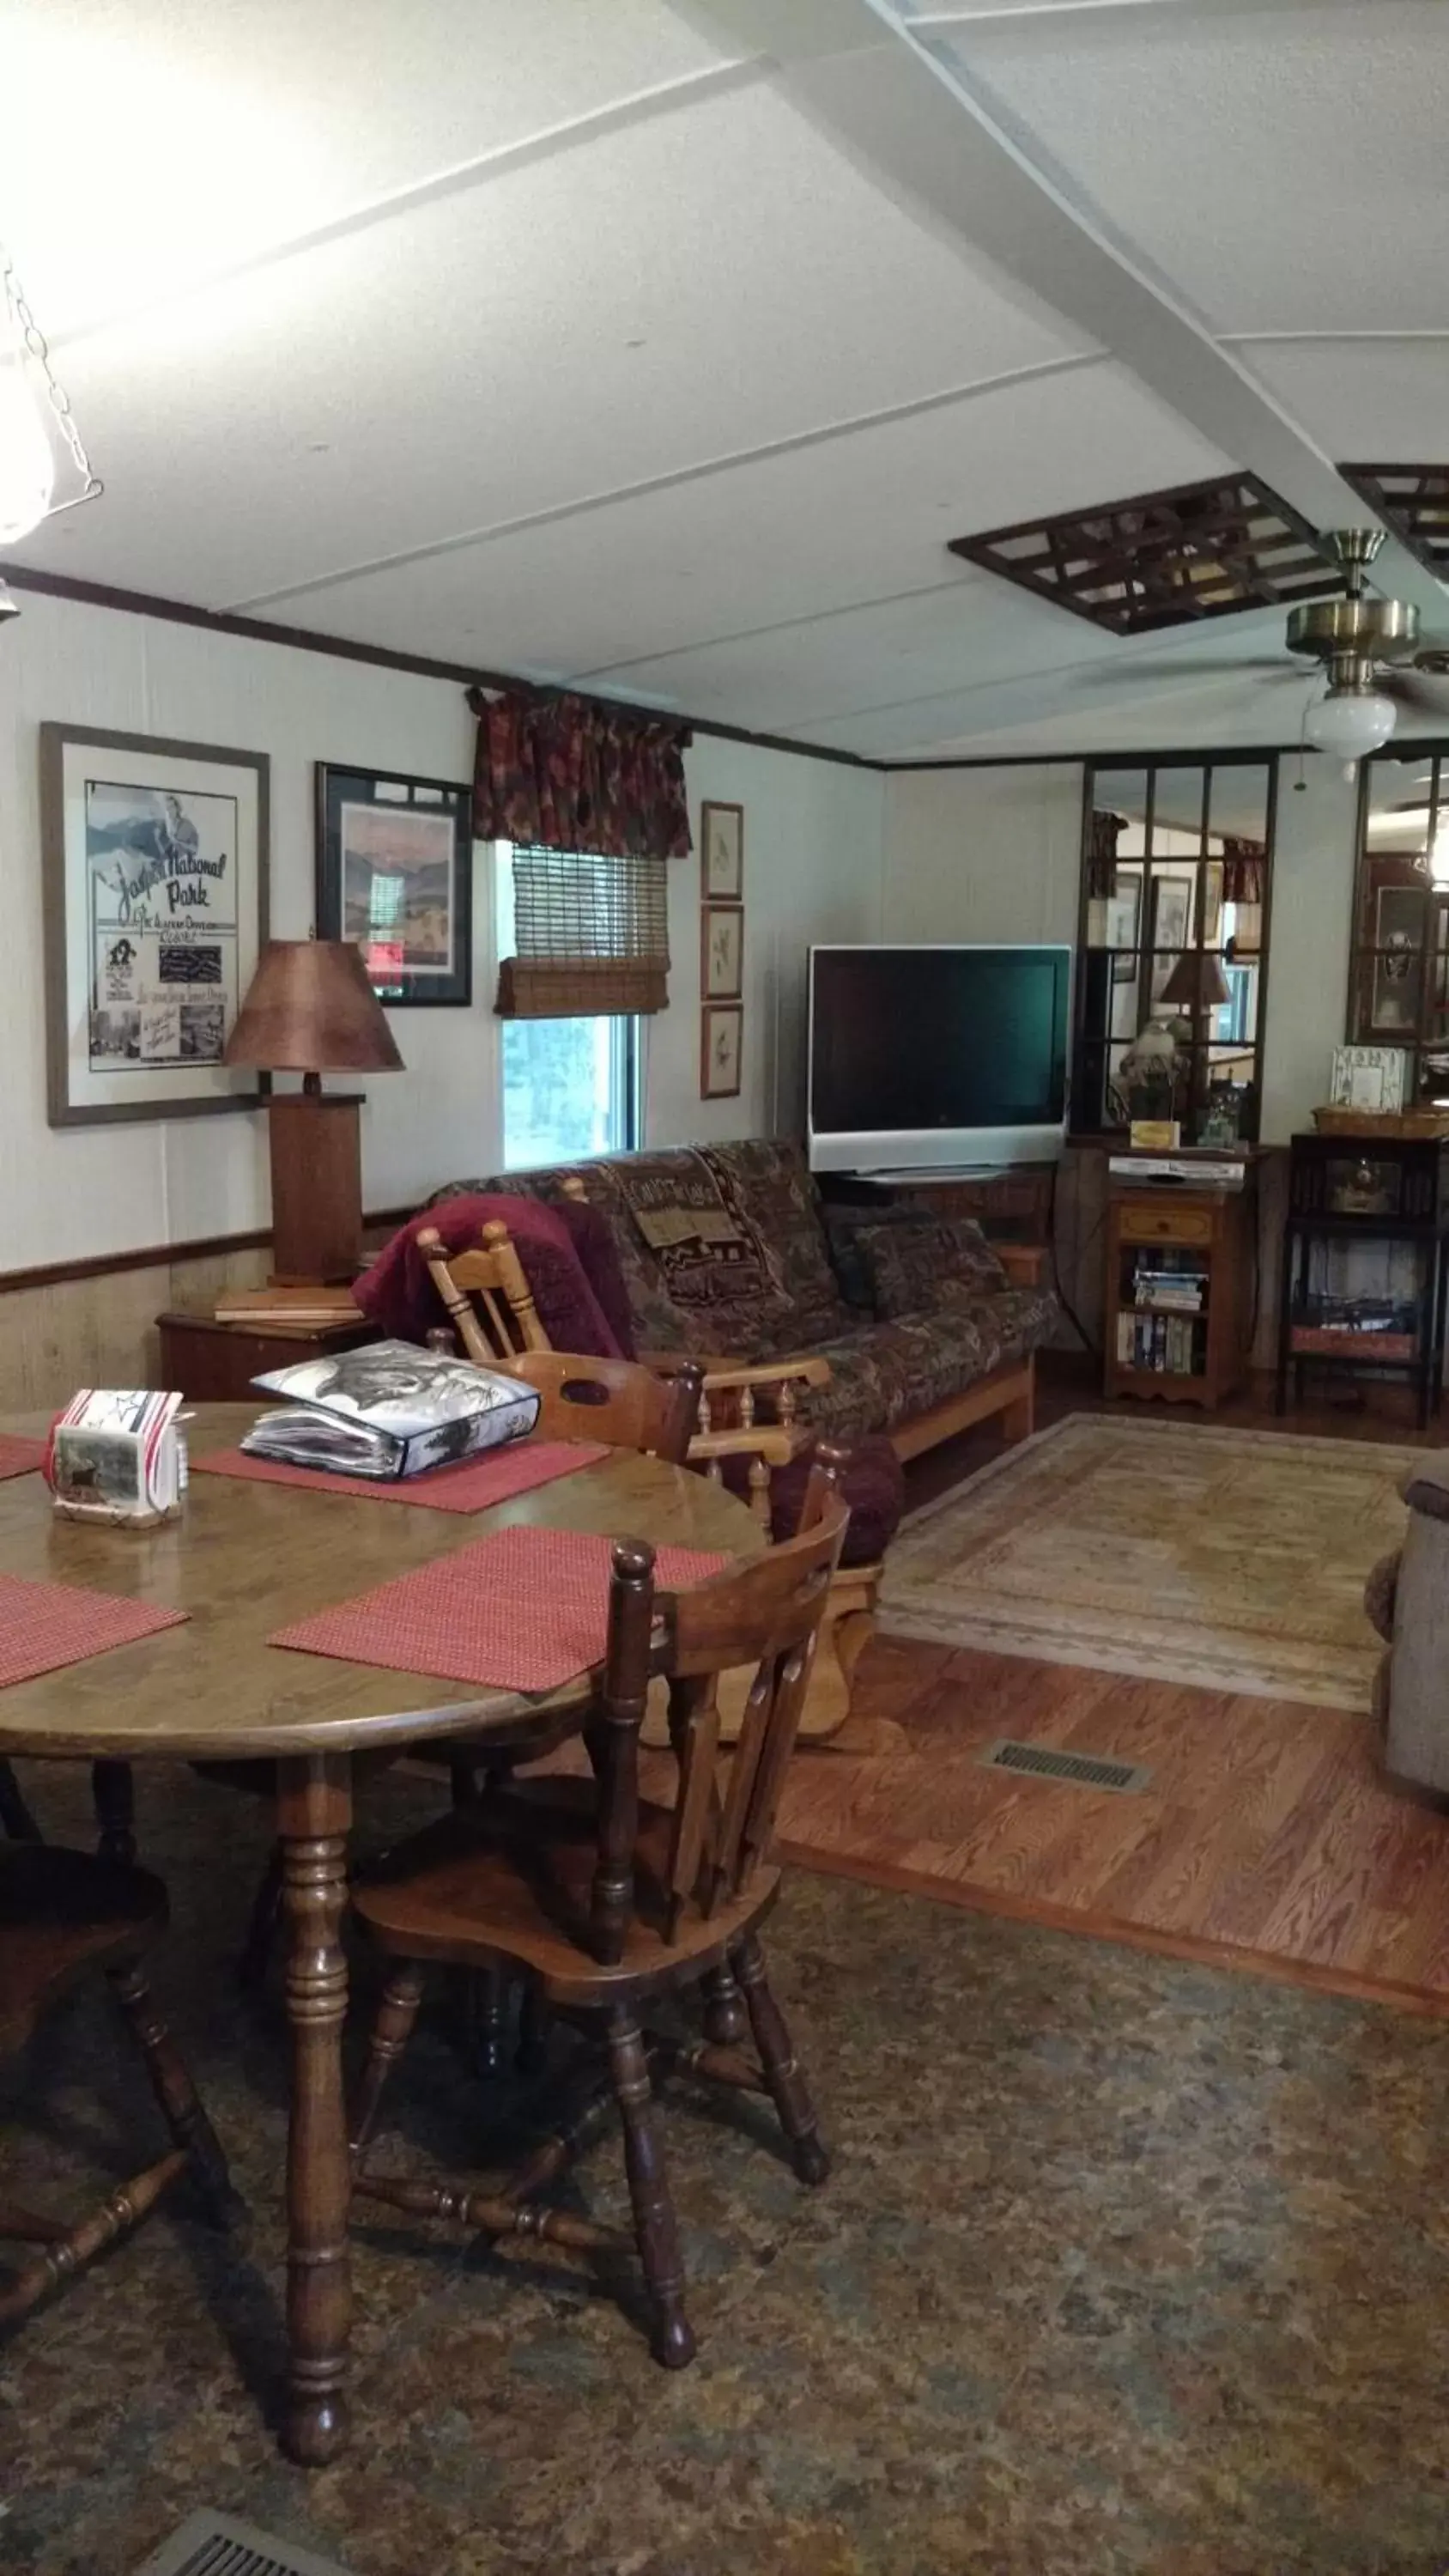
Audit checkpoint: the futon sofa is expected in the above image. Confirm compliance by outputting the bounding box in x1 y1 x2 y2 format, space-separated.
419 1138 1057 1459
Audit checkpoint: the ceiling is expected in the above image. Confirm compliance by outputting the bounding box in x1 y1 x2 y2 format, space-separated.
4 0 1449 762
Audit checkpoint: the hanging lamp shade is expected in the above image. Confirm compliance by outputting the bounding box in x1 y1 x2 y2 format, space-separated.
224 940 403 1074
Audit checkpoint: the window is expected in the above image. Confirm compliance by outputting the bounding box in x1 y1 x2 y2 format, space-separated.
494 848 642 1170
1074 756 1276 1145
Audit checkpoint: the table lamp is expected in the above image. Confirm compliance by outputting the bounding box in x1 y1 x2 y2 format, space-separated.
224 940 403 1285
1160 950 1232 1026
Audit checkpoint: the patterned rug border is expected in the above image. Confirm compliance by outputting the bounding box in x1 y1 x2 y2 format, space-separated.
883 1410 1421 1707
896 1409 1422 1540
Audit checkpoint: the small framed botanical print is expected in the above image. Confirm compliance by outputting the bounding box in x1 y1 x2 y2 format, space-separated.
700 1001 743 1099
316 764 472 1005
700 801 743 902
700 903 743 1001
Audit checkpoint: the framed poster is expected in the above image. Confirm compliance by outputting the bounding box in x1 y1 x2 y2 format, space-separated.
700 1001 743 1099
700 801 743 902
1149 872 1194 1000
1103 877 1141 982
315 765 472 1005
700 902 743 1000
41 724 270 1128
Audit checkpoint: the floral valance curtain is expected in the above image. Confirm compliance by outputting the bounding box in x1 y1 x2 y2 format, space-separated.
469 686 693 862
1220 835 1266 906
1087 810 1125 901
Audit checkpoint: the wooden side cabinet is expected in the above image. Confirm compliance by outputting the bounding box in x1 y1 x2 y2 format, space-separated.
156 1310 378 1404
1104 1182 1253 1409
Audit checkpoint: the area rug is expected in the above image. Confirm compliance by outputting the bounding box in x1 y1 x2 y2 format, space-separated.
880 1412 1421 1711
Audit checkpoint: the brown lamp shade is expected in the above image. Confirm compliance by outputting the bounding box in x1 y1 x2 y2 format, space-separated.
224 940 404 1075
1160 950 1232 1012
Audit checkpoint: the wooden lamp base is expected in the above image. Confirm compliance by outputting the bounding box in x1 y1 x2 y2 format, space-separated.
267 1091 365 1285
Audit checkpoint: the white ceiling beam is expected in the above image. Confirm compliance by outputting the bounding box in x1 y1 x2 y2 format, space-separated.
672 0 1446 620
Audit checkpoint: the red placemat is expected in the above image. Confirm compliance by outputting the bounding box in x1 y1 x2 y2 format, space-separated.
0 1437 45 1483
269 1525 730 1694
0 1572 186 1691
191 1438 609 1514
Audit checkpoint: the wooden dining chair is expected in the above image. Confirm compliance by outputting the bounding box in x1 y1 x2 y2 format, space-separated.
417 1221 551 1362
1 1841 237 2326
500 1347 702 1465
349 1459 850 2368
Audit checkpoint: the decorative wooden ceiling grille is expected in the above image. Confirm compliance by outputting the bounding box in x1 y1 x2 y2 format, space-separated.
948 472 1340 635
1338 465 1449 579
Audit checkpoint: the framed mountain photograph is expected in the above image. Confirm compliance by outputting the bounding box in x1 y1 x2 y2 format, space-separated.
316 764 472 1006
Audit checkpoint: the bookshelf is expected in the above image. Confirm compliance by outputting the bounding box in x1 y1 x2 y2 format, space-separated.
1104 1172 1254 1409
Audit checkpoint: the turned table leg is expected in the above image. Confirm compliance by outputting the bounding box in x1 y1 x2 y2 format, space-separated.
276 1753 354 2465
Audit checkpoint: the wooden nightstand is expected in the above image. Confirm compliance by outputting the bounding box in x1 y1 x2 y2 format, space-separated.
1104 1174 1255 1409
156 1310 379 1403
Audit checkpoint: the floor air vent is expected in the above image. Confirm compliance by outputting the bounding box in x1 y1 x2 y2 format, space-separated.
135 2514 355 2576
979 1739 1149 1795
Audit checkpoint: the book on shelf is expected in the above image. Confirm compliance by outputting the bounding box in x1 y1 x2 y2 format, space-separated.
1117 1310 1200 1374
215 1284 363 1327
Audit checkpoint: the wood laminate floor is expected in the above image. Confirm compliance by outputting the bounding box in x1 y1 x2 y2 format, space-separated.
779 1634 1449 2016
777 1362 1449 2017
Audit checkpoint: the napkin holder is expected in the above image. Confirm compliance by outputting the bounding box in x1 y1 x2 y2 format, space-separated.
46 1390 187 1528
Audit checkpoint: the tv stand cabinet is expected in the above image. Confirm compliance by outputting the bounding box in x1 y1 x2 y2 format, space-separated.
818 1163 1055 1243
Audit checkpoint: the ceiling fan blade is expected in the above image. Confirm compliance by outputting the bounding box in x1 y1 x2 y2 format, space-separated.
1066 655 1296 686
1379 669 1449 712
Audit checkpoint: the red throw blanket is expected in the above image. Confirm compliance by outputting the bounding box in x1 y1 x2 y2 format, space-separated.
356 1194 634 1358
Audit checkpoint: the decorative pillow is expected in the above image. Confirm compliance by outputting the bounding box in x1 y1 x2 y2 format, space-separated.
854 1215 1009 1321
824 1198 940 1312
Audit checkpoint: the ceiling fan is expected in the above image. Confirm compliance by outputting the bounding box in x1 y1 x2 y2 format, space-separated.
1079 531 1449 766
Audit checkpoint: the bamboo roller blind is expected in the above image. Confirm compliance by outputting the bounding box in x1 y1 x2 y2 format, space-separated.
495 846 671 1018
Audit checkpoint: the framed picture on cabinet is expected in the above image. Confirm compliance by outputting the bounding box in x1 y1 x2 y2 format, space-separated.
315 763 472 1005
700 1001 743 1099
40 722 270 1127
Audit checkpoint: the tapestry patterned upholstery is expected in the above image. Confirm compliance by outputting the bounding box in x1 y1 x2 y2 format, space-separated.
426 1140 1057 1441
800 1286 1058 1442
851 1215 1009 1321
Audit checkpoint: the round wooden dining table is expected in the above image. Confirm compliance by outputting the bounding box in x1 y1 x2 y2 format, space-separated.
0 1403 763 2464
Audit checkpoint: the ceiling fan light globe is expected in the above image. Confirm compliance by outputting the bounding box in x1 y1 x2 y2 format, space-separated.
1303 688 1397 768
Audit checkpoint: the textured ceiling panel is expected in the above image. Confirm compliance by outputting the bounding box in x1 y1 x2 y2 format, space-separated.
1228 337 1449 465
577 572 1130 735
15 78 1088 607
264 361 1223 676
1 0 740 332
937 1 1449 333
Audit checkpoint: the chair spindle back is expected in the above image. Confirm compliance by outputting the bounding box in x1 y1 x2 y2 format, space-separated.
583 1455 849 1960
417 1223 551 1365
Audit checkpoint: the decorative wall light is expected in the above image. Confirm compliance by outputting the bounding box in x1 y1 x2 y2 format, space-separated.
0 241 100 547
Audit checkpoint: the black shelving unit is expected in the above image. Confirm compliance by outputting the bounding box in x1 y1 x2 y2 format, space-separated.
1275 1131 1449 1425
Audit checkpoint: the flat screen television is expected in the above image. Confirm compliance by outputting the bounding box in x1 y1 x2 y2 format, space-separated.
808 943 1071 1174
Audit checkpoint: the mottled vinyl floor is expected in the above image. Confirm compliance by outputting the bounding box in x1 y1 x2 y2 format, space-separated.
2 1760 1448 2576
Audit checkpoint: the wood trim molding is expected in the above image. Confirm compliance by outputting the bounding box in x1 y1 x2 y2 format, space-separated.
0 1207 415 1298
1 564 881 775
